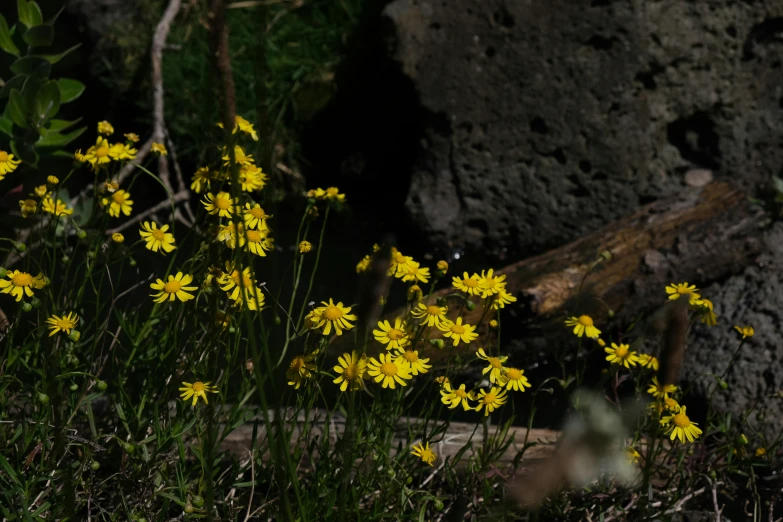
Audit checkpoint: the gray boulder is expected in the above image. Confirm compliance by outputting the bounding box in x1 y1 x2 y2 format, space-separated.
384 0 783 256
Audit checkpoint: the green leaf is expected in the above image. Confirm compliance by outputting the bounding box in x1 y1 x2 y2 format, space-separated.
23 24 53 47
0 74 25 99
0 118 12 137
17 0 43 29
48 117 81 132
0 14 20 57
36 125 85 148
39 43 81 64
56 78 85 103
35 80 60 121
8 89 28 128
10 138 38 166
45 5 64 26
21 74 46 111
0 453 21 486
10 55 48 75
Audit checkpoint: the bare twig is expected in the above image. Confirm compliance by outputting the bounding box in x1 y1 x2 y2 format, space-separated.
243 450 255 522
711 479 722 522
208 0 237 127
105 191 190 234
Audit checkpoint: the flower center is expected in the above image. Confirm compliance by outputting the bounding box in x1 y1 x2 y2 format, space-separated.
0 151 8 161
489 358 502 368
11 273 32 287
95 146 109 158
164 280 181 293
326 187 339 196
463 277 478 287
290 357 304 371
324 305 343 321
577 315 593 326
673 413 690 428
388 328 404 340
151 229 165 241
506 368 522 380
215 196 230 209
455 388 467 399
483 392 496 404
56 318 72 329
676 286 690 295
426 305 441 316
402 351 418 362
380 362 398 376
615 345 629 358
344 364 359 379
246 230 262 242
451 324 465 334
250 207 266 219
112 192 125 204
192 382 205 393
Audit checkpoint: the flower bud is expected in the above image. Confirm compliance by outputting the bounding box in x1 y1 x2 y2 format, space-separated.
90 461 100 471
36 392 49 405
436 297 447 307
111 233 124 244
245 359 254 372
47 175 59 185
465 299 476 311
14 242 26 253
600 250 612 261
122 442 135 454
0 267 6 278
607 309 615 318
68 330 81 342
718 379 728 390
22 302 32 312
30 298 41 309
709 469 717 479
386 468 395 478
86 251 96 260
405 476 413 485
129 258 137 267
76 229 87 240
429 339 445 349
184 503 194 514
489 319 499 329
69 383 78 392
433 499 444 511
191 495 204 508
737 434 749 446
96 380 108 391
407 285 422 302
61 255 69 263
274 315 282 326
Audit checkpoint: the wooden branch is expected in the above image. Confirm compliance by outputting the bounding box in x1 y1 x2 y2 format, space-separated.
208 0 237 128
105 190 190 234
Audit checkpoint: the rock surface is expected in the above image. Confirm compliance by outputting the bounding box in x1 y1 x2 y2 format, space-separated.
383 0 783 257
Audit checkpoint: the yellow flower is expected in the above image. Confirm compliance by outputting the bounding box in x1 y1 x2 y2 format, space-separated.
313 299 357 336
388 248 414 277
411 302 448 327
299 240 312 253
190 167 212 194
222 145 253 166
97 120 114 135
605 342 639 368
597 338 606 347
217 263 264 310
124 132 140 143
661 406 702 443
235 115 259 140
323 186 346 203
202 191 236 218
665 282 701 305
150 272 198 303
452 271 482 296
42 196 73 216
287 353 317 389
475 386 508 416
46 312 79 337
626 446 641 465
435 376 450 388
34 185 48 198
734 325 754 339
243 203 272 230
663 396 681 412
238 164 267 192
243 228 274 257
411 441 436 466
399 261 430 283
372 318 410 350
355 255 371 273
756 447 767 457
638 353 659 371
440 383 476 410
139 222 176 253
46 175 59 185
436 260 449 273
407 284 423 302
476 347 508 383
179 381 218 406
697 298 717 326
108 142 137 161
151 142 168 155
0 271 46 301
73 149 87 163
19 199 37 217
100 180 119 193
0 150 22 176
108 189 133 218
565 315 601 339
478 268 506 298
438 316 478 347
83 137 112 167
111 232 124 243
489 319 499 329
501 367 531 392
492 289 517 309
333 351 367 392
367 352 411 389
647 376 677 399
304 308 323 330
392 348 431 375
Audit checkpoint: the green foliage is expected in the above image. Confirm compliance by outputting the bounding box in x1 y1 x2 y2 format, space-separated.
0 0 85 167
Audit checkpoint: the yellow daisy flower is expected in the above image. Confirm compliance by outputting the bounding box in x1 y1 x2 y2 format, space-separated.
626 446 641 465
475 387 508 416
734 325 754 339
222 145 253 166
0 150 21 175
333 351 367 392
435 375 451 388
287 353 317 389
304 308 323 329
438 316 478 347
372 318 410 350
97 120 114 135
151 142 168 155
190 167 212 194
0 270 46 301
108 142 137 161
299 240 312 253
139 222 176 254
436 260 449 273
501 367 531 392
399 261 430 284
46 312 79 337
150 272 198 303
366 352 411 389
665 282 701 305
313 299 357 336
392 348 431 375
108 189 133 218
355 255 371 273
660 406 702 443
452 271 482 296
46 175 58 185
179 381 218 406
407 284 423 302
83 137 112 167
440 383 476 411
124 132 140 142
605 342 639 368
202 191 236 218
411 441 436 466
111 233 124 243
476 347 508 383
234 115 259 140
493 289 517 309
663 396 681 412
697 298 717 326
217 263 264 310
388 248 414 278
243 203 272 230
19 198 37 217
638 353 659 371
34 185 48 197
565 315 601 338
647 376 677 398
41 196 73 216
478 268 506 298
238 164 267 192
244 228 274 257
411 302 449 327
323 186 346 202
